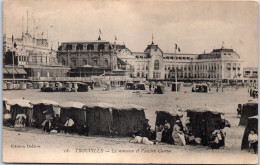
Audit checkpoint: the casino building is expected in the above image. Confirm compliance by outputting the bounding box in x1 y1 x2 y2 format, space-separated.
57 36 244 83
117 42 244 83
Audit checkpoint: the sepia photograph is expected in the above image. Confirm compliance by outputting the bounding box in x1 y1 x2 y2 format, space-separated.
2 0 259 163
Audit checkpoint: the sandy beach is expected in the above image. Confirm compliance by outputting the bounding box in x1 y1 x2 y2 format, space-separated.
2 86 258 163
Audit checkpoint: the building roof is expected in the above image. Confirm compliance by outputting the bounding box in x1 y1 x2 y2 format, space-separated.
61 40 110 44
164 53 198 56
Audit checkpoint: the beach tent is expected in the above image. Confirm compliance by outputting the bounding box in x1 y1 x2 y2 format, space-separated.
171 82 182 92
239 100 258 126
60 101 86 128
136 83 146 90
241 115 258 150
154 83 165 94
192 84 208 93
77 83 88 92
31 100 59 128
112 104 146 136
125 82 135 90
186 106 226 146
84 103 114 135
3 97 8 114
155 110 183 131
252 89 258 98
7 99 33 127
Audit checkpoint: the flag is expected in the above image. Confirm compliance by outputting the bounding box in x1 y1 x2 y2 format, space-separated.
99 29 102 35
152 33 154 40
175 43 177 49
115 36 117 41
178 47 181 52
12 35 14 43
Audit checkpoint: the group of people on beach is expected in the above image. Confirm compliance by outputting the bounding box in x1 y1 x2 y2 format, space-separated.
129 118 230 150
130 119 191 146
41 115 89 136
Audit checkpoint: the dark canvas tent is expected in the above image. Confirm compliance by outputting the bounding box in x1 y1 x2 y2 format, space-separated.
7 99 33 126
3 97 8 114
31 100 59 128
154 83 165 94
77 83 88 92
155 111 182 130
60 101 86 128
136 83 145 90
239 100 258 126
84 103 113 135
186 106 225 146
192 84 208 93
125 82 135 90
171 82 181 92
241 116 258 150
112 104 146 136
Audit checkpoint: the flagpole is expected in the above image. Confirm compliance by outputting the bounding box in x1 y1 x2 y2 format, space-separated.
12 38 15 88
174 44 178 92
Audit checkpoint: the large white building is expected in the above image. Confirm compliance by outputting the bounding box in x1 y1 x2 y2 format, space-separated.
117 41 244 82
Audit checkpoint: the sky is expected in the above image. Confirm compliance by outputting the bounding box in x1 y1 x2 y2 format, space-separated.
3 0 259 67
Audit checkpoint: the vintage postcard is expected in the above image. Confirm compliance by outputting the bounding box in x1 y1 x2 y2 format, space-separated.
2 0 259 164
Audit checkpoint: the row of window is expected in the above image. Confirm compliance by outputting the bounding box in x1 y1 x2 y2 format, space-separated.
62 44 109 51
164 64 221 72
163 56 194 60
165 72 220 79
136 72 148 78
31 56 52 63
245 71 258 75
226 67 241 71
18 56 28 62
66 58 110 67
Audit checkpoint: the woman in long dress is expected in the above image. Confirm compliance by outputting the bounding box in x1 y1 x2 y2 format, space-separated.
172 120 186 146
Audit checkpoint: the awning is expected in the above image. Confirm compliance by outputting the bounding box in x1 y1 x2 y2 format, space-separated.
15 68 27 74
5 68 19 74
2 68 8 74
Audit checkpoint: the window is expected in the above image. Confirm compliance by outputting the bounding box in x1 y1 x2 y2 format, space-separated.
137 72 140 77
137 64 140 70
66 44 72 50
245 71 250 75
62 59 66 65
83 59 88 65
87 44 94 50
93 59 98 66
153 72 161 78
98 44 105 51
154 60 160 70
76 44 83 50
72 60 77 66
105 59 109 66
32 56 36 63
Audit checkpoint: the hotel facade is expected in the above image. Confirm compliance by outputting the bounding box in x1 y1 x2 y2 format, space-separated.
57 38 244 83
